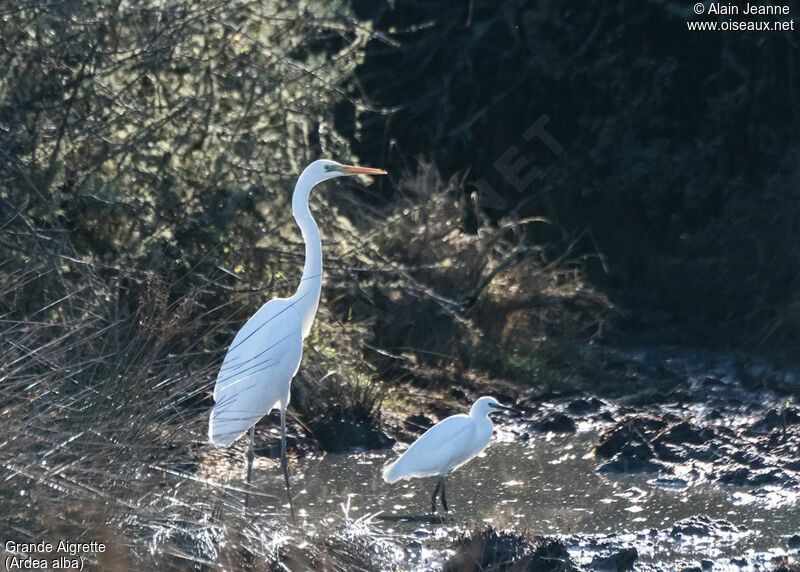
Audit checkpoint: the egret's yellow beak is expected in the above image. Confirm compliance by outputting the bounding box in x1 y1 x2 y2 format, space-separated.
340 165 387 176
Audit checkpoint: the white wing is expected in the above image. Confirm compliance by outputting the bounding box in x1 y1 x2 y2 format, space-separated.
383 415 492 482
209 297 304 446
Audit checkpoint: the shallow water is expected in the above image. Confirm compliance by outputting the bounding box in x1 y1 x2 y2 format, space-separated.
238 427 800 566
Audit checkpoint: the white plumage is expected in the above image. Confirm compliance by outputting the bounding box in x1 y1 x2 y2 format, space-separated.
383 413 492 483
207 160 386 510
209 298 303 446
383 396 512 512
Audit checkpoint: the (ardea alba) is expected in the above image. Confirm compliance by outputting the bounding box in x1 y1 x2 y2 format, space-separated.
209 159 387 510
382 396 516 512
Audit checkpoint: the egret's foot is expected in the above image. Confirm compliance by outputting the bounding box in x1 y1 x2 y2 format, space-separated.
244 427 255 510
281 451 295 520
431 476 444 514
279 407 296 520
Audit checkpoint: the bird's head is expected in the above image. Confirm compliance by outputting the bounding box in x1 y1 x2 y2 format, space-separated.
470 396 517 418
292 159 386 215
304 159 387 183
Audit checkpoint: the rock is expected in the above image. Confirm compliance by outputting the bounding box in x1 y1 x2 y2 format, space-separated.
748 468 788 486
717 466 751 485
595 427 632 458
671 515 740 537
684 443 719 462
750 408 800 433
534 413 576 433
731 449 766 468
567 397 604 415
592 404 799 488
701 559 715 570
788 534 800 548
652 442 686 462
595 416 666 458
589 547 638 571
596 420 664 473
656 421 708 445
444 528 577 572
597 411 616 423
621 441 656 459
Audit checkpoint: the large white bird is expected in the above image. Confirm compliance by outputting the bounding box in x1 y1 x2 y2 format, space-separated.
383 396 515 512
209 159 386 509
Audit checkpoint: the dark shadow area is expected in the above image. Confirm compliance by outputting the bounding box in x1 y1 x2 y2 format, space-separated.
348 0 800 358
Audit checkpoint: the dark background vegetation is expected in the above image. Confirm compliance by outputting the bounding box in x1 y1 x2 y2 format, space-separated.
0 0 798 567
349 0 800 354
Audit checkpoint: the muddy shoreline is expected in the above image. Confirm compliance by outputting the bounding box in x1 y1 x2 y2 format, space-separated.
4 343 799 571
226 343 800 570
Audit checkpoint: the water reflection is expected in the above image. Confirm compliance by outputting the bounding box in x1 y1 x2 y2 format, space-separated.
237 431 800 563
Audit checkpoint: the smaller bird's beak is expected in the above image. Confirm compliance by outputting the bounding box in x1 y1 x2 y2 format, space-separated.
490 403 521 415
340 165 388 176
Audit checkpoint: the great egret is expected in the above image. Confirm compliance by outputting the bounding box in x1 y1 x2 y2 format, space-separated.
209 159 387 510
382 396 515 512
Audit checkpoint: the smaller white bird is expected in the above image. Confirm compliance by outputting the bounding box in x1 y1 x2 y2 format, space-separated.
382 396 516 512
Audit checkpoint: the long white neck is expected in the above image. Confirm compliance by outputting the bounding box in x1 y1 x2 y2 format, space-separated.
291 170 323 339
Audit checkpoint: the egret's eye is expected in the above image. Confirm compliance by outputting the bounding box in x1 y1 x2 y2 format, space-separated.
324 165 333 171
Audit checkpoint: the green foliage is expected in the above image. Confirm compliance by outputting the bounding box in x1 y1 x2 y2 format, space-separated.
1 0 369 300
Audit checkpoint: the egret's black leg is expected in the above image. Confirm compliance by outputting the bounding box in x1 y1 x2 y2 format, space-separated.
281 407 295 519
440 477 449 512
431 476 443 513
244 426 255 510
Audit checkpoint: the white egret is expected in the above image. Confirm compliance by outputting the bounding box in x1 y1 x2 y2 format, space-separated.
209 159 387 510
382 396 515 512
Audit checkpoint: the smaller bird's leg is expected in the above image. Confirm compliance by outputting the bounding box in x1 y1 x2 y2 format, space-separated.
281 407 295 519
440 477 449 512
244 426 255 510
431 476 443 513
